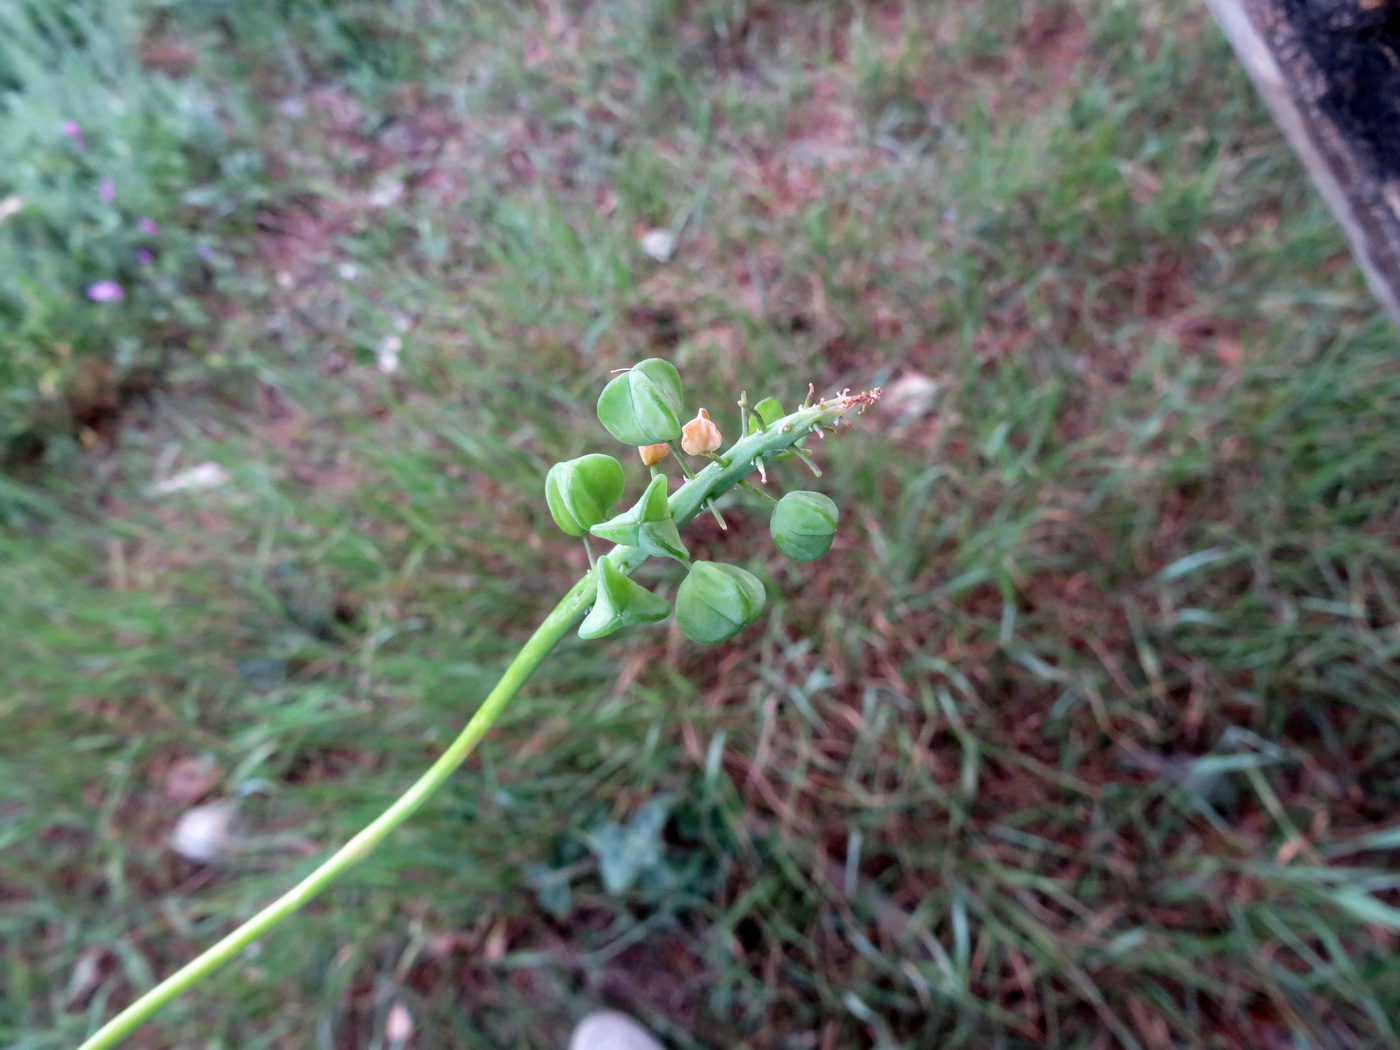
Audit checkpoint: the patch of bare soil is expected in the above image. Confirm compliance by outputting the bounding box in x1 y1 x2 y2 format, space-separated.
1022 4 1094 95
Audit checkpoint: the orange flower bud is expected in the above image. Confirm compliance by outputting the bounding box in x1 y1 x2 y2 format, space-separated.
680 408 722 456
639 443 670 466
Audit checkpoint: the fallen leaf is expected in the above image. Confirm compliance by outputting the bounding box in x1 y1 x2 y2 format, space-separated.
64 947 107 1007
883 371 939 430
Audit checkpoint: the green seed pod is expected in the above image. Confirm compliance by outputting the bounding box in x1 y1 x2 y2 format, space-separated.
675 561 766 644
590 474 689 562
578 558 673 640
544 454 626 537
748 396 785 434
596 358 685 446
770 491 839 562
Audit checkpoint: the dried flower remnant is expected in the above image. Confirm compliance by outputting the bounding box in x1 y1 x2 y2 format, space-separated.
822 387 883 417
639 443 670 466
680 408 721 455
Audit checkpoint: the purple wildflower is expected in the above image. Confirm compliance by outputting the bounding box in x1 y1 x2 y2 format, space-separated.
136 249 154 264
98 178 116 203
138 217 160 235
86 280 125 303
196 244 215 261
62 121 86 148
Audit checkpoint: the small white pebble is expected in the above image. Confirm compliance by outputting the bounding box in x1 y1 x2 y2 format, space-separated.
150 462 231 496
639 228 676 262
385 1002 414 1044
368 179 404 209
170 801 239 863
376 335 403 373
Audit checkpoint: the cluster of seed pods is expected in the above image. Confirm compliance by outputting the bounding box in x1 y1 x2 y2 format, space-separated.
545 359 845 645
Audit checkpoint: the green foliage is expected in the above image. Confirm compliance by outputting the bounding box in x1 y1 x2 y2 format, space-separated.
0 0 261 449
6 0 1400 1047
583 795 675 895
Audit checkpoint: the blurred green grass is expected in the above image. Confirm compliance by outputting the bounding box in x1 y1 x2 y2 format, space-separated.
0 0 270 456
5 0 1400 1047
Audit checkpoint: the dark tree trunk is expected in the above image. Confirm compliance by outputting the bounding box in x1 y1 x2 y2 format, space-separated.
1206 0 1400 326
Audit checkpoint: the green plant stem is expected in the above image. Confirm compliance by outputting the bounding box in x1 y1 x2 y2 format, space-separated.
77 390 875 1050
667 440 697 479
76 577 597 1050
738 479 779 505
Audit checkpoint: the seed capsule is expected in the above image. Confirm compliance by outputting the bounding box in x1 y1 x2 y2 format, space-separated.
578 558 673 639
770 490 839 562
747 396 806 461
596 358 685 446
681 408 722 456
639 443 670 466
749 396 784 433
675 561 767 644
590 473 689 561
545 454 626 537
